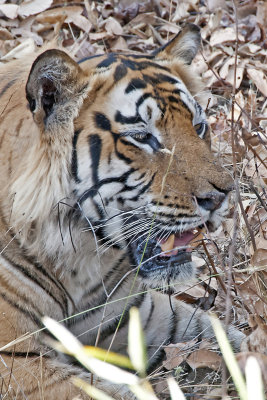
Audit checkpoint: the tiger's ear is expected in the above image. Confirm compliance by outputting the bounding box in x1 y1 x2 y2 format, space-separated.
152 23 201 65
26 49 87 129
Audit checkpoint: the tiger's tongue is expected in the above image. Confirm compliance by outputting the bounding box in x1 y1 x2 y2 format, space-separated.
158 232 195 256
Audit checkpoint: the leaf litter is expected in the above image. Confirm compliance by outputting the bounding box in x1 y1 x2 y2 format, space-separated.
0 0 266 398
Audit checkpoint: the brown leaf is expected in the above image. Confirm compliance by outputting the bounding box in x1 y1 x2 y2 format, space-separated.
186 349 222 370
111 36 128 51
164 340 197 370
18 0 53 18
36 6 83 25
241 315 267 354
251 249 267 267
236 274 266 315
0 27 13 40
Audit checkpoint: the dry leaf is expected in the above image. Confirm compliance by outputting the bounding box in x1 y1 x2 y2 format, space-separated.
164 340 198 370
0 27 13 40
18 0 53 18
210 27 245 46
251 249 267 267
0 4 19 19
11 28 43 46
89 31 111 42
36 6 83 24
186 349 222 370
105 17 123 36
236 274 266 315
256 1 267 26
207 0 226 12
69 14 92 33
247 68 267 97
111 36 128 51
241 315 267 355
172 3 190 22
1 38 35 60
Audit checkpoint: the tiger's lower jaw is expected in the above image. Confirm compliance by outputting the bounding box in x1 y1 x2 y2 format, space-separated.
129 235 196 286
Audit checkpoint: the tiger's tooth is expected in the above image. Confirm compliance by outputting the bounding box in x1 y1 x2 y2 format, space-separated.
190 228 205 248
161 234 175 252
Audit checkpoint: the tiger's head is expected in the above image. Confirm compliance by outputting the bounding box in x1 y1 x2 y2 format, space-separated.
23 24 232 285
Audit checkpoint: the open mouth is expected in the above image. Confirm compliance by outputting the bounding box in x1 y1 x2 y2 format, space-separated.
130 227 205 281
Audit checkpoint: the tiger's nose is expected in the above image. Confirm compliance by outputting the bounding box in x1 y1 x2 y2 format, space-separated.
196 191 226 211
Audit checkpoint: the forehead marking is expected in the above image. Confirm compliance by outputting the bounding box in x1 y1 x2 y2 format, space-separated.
95 112 111 131
89 134 102 185
125 78 147 94
97 53 117 68
114 63 127 82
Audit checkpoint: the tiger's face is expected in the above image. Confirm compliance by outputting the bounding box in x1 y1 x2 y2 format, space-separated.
25 24 232 284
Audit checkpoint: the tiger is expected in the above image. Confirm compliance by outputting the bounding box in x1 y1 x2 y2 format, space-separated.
0 23 244 399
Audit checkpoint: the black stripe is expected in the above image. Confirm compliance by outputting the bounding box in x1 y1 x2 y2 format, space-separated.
78 168 135 205
154 211 195 218
78 54 103 64
99 293 146 339
22 253 74 313
84 255 126 298
168 95 192 115
114 63 128 82
89 134 102 185
71 129 82 183
155 73 178 85
125 79 147 94
95 112 111 131
126 54 154 60
0 224 76 313
151 201 188 209
143 297 155 331
0 214 69 311
0 253 67 317
0 351 48 358
147 309 177 374
0 291 42 328
120 138 140 150
121 58 170 72
0 79 16 98
128 173 156 202
136 93 151 109
133 135 162 152
97 53 117 68
115 111 143 125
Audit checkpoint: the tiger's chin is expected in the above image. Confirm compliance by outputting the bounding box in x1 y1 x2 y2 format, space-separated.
129 231 197 287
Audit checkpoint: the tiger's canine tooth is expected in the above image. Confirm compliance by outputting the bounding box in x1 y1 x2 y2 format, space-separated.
189 228 205 248
161 234 175 252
